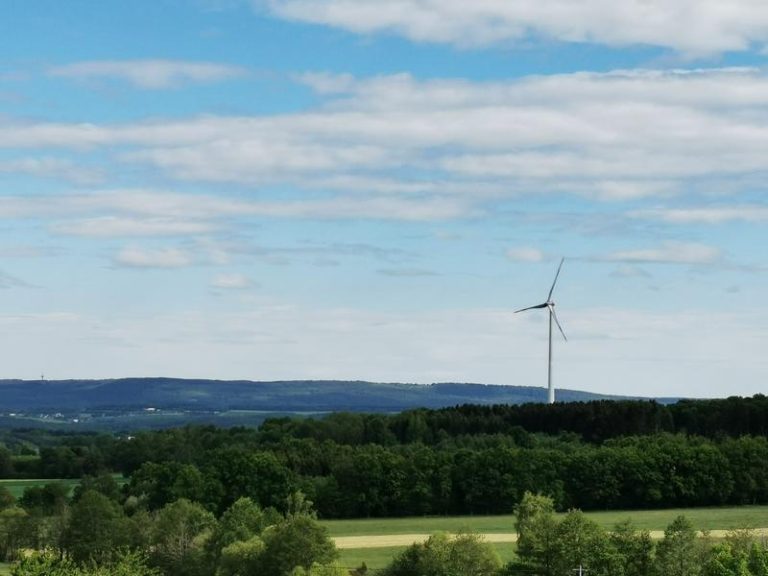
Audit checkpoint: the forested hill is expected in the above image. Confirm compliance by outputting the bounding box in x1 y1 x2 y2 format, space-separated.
0 378 639 412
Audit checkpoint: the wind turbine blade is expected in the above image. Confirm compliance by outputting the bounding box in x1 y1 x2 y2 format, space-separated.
514 303 549 313
547 257 565 301
549 306 568 341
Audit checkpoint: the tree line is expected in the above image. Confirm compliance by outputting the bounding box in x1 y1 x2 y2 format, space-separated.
507 492 768 576
6 431 768 517
257 395 768 444
2 481 340 576
5 434 767 518
5 485 768 576
114 432 768 516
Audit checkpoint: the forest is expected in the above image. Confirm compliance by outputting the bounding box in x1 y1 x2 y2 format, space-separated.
4 396 768 575
4 396 768 516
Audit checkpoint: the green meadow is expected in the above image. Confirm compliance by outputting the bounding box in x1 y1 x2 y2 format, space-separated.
0 478 81 500
0 475 129 501
321 505 768 537
327 505 768 570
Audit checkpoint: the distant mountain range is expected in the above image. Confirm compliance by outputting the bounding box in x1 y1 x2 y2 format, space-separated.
0 378 659 414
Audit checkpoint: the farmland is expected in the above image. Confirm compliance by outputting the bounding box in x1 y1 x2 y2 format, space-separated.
327 505 768 569
322 505 768 537
0 478 80 499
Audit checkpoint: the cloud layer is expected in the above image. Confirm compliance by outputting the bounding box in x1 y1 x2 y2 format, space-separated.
49 60 247 89
267 0 768 55
5 68 768 211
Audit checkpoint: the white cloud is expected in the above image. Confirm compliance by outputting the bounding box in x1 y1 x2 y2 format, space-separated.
7 68 768 208
631 206 768 223
266 0 768 56
211 273 253 289
49 60 247 89
506 247 545 262
0 157 102 184
610 264 652 279
53 217 216 237
0 190 471 223
603 241 722 265
114 246 193 268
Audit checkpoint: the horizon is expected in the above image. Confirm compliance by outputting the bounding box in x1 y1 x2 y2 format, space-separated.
1 2 766 399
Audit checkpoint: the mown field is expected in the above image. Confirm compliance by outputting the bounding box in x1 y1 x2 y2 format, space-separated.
0 475 129 501
325 505 768 570
0 478 81 499
322 505 768 537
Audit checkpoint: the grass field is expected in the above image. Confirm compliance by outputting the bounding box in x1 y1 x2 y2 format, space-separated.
325 505 768 570
0 562 10 575
0 475 128 500
321 505 768 537
0 478 81 500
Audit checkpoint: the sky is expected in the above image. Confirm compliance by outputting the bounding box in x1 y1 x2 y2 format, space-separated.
1 0 767 398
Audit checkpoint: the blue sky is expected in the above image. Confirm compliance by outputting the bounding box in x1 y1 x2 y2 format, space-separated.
1 0 767 398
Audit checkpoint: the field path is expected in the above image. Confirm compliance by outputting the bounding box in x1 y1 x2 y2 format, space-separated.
334 528 768 549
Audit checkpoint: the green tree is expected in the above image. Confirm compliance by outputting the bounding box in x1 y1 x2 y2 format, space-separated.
654 515 701 576
208 449 293 511
610 520 654 576
12 550 160 576
260 515 337 576
73 473 122 503
291 562 348 576
0 486 14 511
217 537 265 576
11 553 76 576
207 497 276 565
702 542 750 576
0 446 14 478
551 510 618 576
748 541 768 576
19 482 69 516
383 532 500 576
151 499 216 576
0 507 33 562
514 492 559 576
63 489 130 565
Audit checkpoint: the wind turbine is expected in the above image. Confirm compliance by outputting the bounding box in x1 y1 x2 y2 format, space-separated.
515 258 567 404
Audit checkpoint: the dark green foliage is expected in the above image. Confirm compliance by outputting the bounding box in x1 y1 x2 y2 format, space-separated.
206 497 277 564
9 396 768 521
259 515 337 576
63 490 131 564
0 487 14 511
11 550 159 576
128 462 219 511
149 499 216 576
610 520 654 576
72 473 122 503
207 448 293 511
383 532 501 576
653 515 701 576
0 507 32 561
514 493 559 576
19 482 69 515
0 447 14 478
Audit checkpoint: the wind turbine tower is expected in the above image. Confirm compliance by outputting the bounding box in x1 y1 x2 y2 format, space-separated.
515 258 568 404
